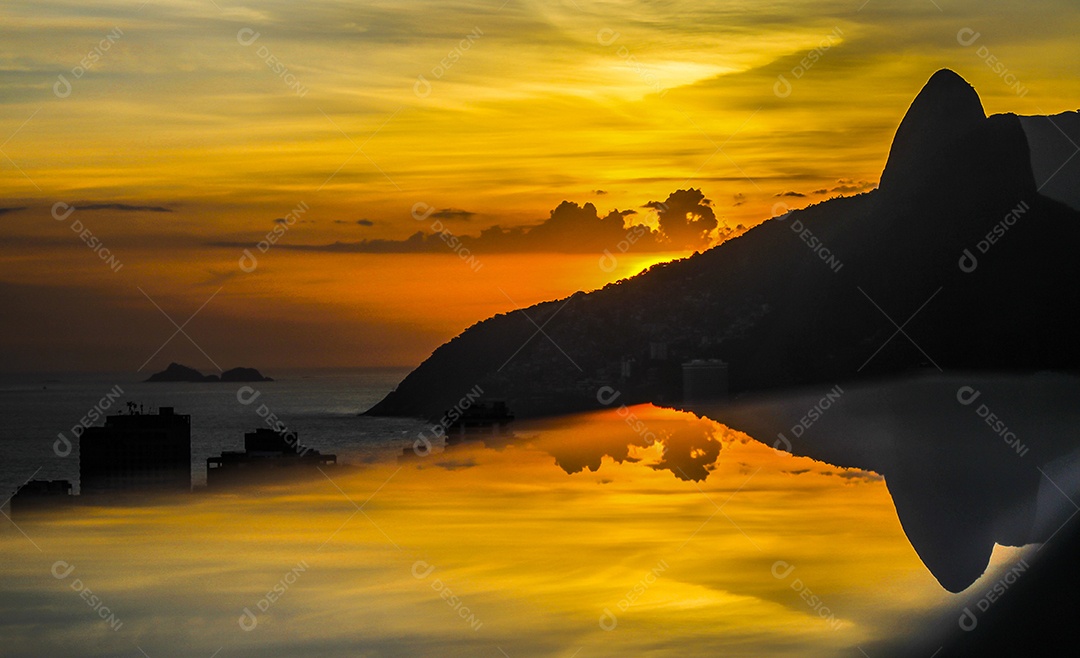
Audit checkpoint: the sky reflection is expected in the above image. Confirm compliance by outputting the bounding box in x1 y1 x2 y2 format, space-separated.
0 405 1021 657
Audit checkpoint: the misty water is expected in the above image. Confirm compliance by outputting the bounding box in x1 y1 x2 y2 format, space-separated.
0 372 1070 656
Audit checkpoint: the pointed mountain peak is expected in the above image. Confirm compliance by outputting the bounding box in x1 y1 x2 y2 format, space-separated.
923 68 981 98
880 70 987 192
905 69 985 127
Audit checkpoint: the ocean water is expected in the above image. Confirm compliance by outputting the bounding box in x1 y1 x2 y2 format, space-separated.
0 401 1031 656
0 368 428 497
0 377 1054 655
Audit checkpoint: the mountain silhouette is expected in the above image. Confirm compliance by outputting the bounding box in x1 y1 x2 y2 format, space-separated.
878 69 989 193
367 69 1080 421
1021 110 1080 211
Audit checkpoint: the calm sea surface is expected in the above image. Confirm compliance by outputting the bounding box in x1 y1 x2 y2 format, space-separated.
0 368 427 496
0 374 1046 656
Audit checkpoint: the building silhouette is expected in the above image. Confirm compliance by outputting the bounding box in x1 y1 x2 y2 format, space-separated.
206 428 336 488
79 406 191 496
682 359 729 402
445 400 514 441
10 480 73 517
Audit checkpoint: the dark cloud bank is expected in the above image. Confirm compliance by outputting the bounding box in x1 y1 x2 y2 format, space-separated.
218 188 743 255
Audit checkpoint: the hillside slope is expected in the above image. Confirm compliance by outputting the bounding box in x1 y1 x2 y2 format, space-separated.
368 70 1080 420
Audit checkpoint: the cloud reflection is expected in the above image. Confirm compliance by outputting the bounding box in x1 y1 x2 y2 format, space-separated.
0 404 994 657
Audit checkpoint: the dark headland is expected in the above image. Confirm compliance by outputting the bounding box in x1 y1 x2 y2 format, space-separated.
366 69 1080 421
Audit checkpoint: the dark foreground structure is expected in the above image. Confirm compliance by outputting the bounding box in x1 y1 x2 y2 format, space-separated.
9 480 73 517
3 406 344 520
445 400 514 440
206 428 337 488
80 406 191 497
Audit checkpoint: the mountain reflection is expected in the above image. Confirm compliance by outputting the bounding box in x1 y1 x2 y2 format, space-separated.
0 394 1053 657
681 373 1080 594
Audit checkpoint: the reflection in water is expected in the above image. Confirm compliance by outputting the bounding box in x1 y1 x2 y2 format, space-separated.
0 401 1039 656
682 373 1080 594
523 409 723 481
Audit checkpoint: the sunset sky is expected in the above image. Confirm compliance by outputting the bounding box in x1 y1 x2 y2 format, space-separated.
2 0 1078 372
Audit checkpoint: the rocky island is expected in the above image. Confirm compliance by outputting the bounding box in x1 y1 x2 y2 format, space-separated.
144 362 273 383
